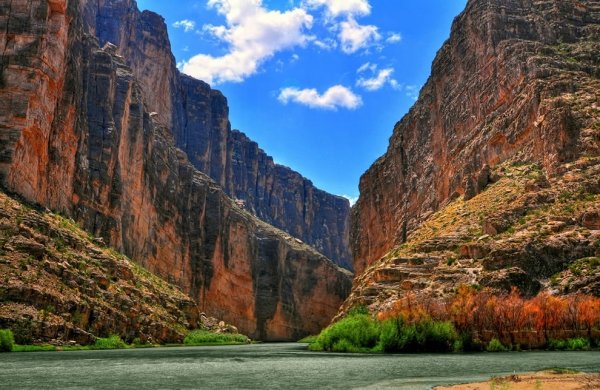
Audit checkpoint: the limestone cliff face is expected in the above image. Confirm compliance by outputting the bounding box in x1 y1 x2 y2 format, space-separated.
0 0 351 341
82 0 352 270
352 0 600 276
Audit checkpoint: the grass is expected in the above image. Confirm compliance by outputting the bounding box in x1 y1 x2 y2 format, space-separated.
9 330 251 352
297 335 318 344
13 344 56 352
183 330 250 346
542 367 581 375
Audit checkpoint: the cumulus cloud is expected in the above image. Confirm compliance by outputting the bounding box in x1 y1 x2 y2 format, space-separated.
386 32 402 44
278 85 362 110
181 0 313 84
356 67 396 91
338 17 381 54
303 0 371 17
172 19 196 32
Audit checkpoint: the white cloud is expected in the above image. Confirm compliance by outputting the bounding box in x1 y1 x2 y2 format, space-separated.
356 67 396 91
173 19 196 32
341 195 358 206
356 62 376 73
339 17 381 54
278 85 362 110
181 0 313 84
303 0 371 17
311 37 338 50
386 32 402 44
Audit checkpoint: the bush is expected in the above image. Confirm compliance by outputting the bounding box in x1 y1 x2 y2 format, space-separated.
486 338 509 352
184 330 249 345
566 338 590 351
310 311 381 353
311 312 459 354
547 339 567 350
0 329 14 352
93 335 127 350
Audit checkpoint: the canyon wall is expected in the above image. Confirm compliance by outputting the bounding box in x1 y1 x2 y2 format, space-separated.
352 0 600 276
0 0 352 341
82 0 352 269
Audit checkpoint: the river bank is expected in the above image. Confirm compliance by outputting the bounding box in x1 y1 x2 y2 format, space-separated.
435 370 600 390
1 343 598 389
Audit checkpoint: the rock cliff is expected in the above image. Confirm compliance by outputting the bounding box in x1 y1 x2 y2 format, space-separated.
0 189 200 345
352 0 600 276
344 0 599 315
0 0 352 341
83 0 352 270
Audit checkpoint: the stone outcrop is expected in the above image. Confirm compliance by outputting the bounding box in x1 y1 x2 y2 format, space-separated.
352 0 600 276
0 0 352 341
82 0 352 270
0 190 201 345
339 160 600 319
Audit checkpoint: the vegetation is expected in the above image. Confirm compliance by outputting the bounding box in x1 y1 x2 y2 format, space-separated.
0 329 15 352
93 335 128 350
308 308 459 353
297 335 318 344
486 338 508 352
183 330 250 346
310 287 600 354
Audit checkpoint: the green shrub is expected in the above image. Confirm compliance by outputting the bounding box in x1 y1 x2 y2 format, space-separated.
486 338 508 352
0 329 14 352
310 312 381 353
547 339 565 350
566 338 590 351
184 330 249 345
93 335 127 350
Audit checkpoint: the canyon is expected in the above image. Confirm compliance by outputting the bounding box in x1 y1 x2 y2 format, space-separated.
344 0 599 316
0 0 352 342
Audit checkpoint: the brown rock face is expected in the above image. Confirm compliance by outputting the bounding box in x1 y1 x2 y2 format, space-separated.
0 0 351 341
339 160 600 319
82 0 352 270
352 0 600 276
0 190 200 345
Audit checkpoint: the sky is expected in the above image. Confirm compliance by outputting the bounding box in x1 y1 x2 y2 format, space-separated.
137 0 468 203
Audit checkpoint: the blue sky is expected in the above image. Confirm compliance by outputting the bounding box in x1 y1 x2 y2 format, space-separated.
137 0 467 202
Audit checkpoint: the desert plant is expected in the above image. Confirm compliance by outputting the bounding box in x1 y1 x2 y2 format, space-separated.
0 329 15 352
486 338 508 352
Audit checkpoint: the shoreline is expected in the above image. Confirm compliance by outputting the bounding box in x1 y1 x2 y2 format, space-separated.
435 370 600 390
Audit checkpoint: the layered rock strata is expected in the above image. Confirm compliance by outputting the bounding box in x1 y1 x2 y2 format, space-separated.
0 0 352 341
352 0 600 276
83 0 352 269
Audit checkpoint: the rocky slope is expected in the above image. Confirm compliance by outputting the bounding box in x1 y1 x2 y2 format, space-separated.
352 0 600 276
339 159 600 317
0 189 201 345
344 0 599 315
83 0 352 269
0 0 352 341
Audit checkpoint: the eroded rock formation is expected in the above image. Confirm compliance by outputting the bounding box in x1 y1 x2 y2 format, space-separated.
352 0 600 276
343 0 599 317
82 0 352 270
0 0 352 341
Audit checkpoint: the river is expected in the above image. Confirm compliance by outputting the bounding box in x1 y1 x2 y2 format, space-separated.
0 343 598 389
